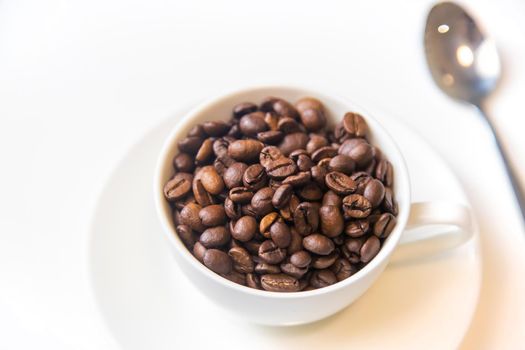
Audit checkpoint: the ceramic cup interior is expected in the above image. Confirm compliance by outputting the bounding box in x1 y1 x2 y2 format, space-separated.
154 85 411 325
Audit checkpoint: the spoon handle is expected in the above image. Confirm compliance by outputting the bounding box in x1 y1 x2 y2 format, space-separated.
477 103 525 221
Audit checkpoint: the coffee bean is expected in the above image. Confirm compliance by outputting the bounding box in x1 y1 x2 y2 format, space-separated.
243 164 267 190
195 138 213 165
345 220 370 237
228 246 254 273
181 203 206 232
279 132 309 156
222 270 246 285
343 112 368 138
272 184 293 209
264 112 279 130
360 235 380 263
224 197 241 220
270 221 291 248
241 203 257 217
255 263 281 274
341 139 374 167
343 194 372 219
295 97 324 113
199 204 226 227
176 225 196 248
287 228 303 254
311 146 337 163
280 262 308 279
290 250 311 268
364 179 385 208
309 269 337 288
266 157 297 179
282 171 311 187
311 251 338 269
303 233 335 255
164 173 193 201
198 166 224 195
278 117 302 134
232 216 257 242
233 102 257 118
199 226 230 248
373 213 397 238
322 190 342 207
246 273 261 289
203 249 232 274
240 111 268 137
344 237 365 263
261 97 299 119
299 108 326 132
178 136 203 154
243 240 261 255
382 187 398 215
319 205 344 237
193 241 207 262
228 139 264 162
293 202 319 236
311 165 327 187
188 124 206 138
173 153 194 173
261 274 300 292
258 240 286 264
257 130 284 144
259 212 279 237
259 146 282 168
223 162 248 189
298 182 323 201
351 171 372 194
325 171 357 195
375 159 394 187
329 155 356 175
251 187 275 216
306 134 329 154
202 121 230 136
330 258 357 281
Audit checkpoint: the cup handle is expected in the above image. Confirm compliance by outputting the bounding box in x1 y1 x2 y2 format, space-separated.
393 201 474 261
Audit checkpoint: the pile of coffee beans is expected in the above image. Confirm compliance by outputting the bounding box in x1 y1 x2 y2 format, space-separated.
164 97 398 292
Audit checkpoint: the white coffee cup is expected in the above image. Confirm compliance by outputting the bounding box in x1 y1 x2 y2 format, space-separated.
154 85 473 326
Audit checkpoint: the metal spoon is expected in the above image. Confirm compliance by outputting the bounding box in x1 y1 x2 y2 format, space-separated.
424 1 525 219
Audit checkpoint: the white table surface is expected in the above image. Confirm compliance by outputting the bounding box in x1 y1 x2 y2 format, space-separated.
0 0 524 349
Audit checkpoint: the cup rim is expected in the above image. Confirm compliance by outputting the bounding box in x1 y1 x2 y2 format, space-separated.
154 84 411 299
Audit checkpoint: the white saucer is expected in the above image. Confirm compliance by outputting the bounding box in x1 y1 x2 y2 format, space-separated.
87 107 481 350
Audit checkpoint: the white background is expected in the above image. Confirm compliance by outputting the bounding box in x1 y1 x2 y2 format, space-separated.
0 0 524 349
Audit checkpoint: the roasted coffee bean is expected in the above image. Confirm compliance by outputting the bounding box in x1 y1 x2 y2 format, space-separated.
331 258 356 281
212 138 230 157
228 139 264 162
176 225 196 247
266 157 297 179
360 235 381 263
311 146 338 163
270 221 291 248
199 204 226 227
287 228 303 254
322 190 342 207
375 159 394 187
192 179 214 206
373 213 397 238
306 134 329 154
188 124 206 138
257 130 284 144
295 154 314 172
299 108 326 132
261 97 299 118
181 203 206 232
295 97 324 113
223 162 248 189
243 240 261 255
173 209 183 225
280 262 308 279
311 251 338 269
222 270 246 285
351 171 373 194
325 171 357 195
293 202 319 236
259 212 279 237
193 241 207 262
228 246 254 273
268 179 283 190
364 179 385 208
246 273 261 289
342 194 372 219
173 153 194 173
344 237 365 263
345 220 370 237
303 233 335 255
329 155 356 175
364 158 377 175
232 216 257 242
197 166 225 195
342 139 374 167
272 184 293 209
319 205 344 237
261 274 300 292
259 146 282 168
259 240 287 264
290 250 311 268
224 197 241 220
241 203 258 217
178 136 203 154
251 187 275 216
202 121 230 136
240 111 268 137
282 171 311 187
255 263 281 274
343 112 368 138
199 226 230 248
382 187 398 215
279 132 309 156
295 182 321 202
311 165 327 187
164 173 193 201
243 164 267 190
278 117 302 134
195 138 213 165
229 187 253 205
203 249 232 274
233 102 257 118
309 269 337 288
